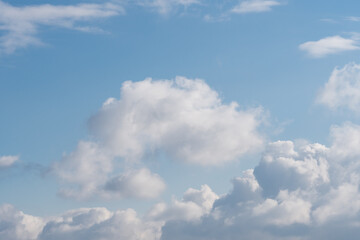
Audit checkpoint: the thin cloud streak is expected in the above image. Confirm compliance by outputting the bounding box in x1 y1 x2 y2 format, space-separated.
0 1 124 54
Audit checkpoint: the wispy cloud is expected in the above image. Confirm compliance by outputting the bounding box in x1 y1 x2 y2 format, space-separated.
231 0 281 14
0 1 123 54
136 0 201 15
346 16 360 22
299 35 360 58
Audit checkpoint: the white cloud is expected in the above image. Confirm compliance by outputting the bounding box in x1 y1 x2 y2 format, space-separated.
253 190 312 226
53 141 165 200
231 0 281 14
160 125 360 239
313 182 360 224
317 62 360 113
254 141 329 197
0 204 45 240
0 1 123 54
136 0 200 15
104 168 166 199
38 207 161 240
147 184 218 222
90 76 264 166
53 77 263 200
299 35 360 58
0 155 18 168
5 122 360 239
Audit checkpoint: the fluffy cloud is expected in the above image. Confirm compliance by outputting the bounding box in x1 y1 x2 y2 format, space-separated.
231 0 281 14
0 185 217 240
0 204 45 240
160 124 360 240
147 184 218 222
90 77 264 165
0 205 160 240
53 141 165 200
254 141 329 197
38 207 161 240
5 122 360 239
299 36 360 58
104 168 166 199
0 155 18 168
53 77 263 200
0 1 123 54
317 62 360 113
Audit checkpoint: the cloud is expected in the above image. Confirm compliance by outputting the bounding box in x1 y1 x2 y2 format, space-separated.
254 141 329 197
53 77 263 200
0 204 45 240
0 1 123 54
299 35 360 58
0 185 217 240
38 207 161 240
52 141 165 200
90 76 264 165
4 122 360 239
136 0 200 15
346 16 360 22
317 62 360 113
160 123 360 240
231 0 281 14
104 168 166 199
0 155 18 168
147 184 218 222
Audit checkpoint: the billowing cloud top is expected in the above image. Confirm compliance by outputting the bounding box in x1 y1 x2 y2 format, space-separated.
90 77 264 165
52 77 264 200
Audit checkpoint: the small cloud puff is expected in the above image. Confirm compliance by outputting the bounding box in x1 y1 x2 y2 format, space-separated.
0 155 18 168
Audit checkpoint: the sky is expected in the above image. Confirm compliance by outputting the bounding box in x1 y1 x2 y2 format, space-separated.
2 0 360 239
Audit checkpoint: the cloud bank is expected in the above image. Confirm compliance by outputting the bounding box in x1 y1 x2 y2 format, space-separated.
4 121 360 239
161 123 360 240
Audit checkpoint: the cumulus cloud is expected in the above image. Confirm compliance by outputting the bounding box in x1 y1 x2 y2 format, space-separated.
299 35 360 58
0 1 123 54
0 155 18 168
104 168 166 199
5 122 360 239
0 204 45 240
160 124 360 240
231 0 281 14
254 141 329 197
317 62 360 113
38 207 161 240
52 77 263 200
90 77 264 165
53 141 165 200
147 184 218 222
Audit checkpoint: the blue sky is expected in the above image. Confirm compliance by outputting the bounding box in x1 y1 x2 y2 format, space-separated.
2 0 360 239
